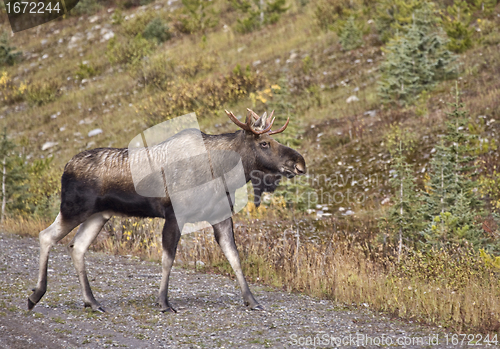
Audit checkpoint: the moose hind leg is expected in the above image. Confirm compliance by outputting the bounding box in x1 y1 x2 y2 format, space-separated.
159 216 182 313
28 212 80 310
212 218 262 310
67 212 111 312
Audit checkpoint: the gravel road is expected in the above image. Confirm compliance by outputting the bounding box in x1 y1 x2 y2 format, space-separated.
0 232 463 348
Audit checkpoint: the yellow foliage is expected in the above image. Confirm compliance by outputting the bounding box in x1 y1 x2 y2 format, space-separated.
0 71 26 104
480 249 500 269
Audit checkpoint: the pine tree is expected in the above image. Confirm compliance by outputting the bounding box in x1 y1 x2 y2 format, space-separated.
375 0 428 43
0 33 22 67
421 89 485 248
180 0 218 34
0 129 28 222
442 0 473 53
339 16 363 51
231 0 288 33
378 7 456 105
266 77 300 147
380 126 424 258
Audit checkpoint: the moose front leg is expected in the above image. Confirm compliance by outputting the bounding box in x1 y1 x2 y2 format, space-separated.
159 214 182 313
212 218 263 310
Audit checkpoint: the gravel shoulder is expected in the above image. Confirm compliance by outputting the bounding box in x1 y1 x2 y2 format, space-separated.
0 232 460 348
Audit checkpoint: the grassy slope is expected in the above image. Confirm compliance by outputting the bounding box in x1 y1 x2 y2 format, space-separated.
1 0 500 333
1 1 499 217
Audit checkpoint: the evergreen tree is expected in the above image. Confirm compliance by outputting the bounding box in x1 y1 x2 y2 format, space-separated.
231 0 288 33
0 33 22 67
378 7 456 105
0 129 28 222
442 0 473 53
180 0 218 34
380 127 424 257
421 89 485 248
266 77 300 147
375 0 428 43
339 16 363 51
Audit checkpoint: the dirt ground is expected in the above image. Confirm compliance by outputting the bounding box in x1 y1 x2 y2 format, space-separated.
0 232 465 348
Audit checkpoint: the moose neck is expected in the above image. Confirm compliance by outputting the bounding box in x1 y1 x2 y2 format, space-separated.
202 130 256 183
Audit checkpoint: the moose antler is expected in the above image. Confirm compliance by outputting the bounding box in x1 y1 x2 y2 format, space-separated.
225 110 273 135
268 116 289 135
225 109 289 135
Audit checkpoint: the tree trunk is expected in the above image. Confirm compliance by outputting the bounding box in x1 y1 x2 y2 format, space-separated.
260 0 264 25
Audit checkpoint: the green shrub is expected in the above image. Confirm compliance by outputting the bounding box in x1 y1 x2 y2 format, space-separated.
138 53 219 91
26 80 60 106
398 245 489 289
143 18 171 43
0 33 21 66
339 16 363 51
111 9 124 25
75 61 98 80
143 64 267 124
473 0 497 16
442 0 473 53
72 0 102 15
178 0 218 34
231 0 288 34
122 11 156 37
314 0 360 32
120 0 142 9
106 34 154 67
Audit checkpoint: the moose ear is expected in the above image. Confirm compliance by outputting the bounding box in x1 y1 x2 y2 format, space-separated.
253 112 268 131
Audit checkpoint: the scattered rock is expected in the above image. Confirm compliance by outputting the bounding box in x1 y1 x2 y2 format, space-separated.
346 95 359 103
381 197 390 205
41 141 58 151
88 128 103 137
100 29 115 42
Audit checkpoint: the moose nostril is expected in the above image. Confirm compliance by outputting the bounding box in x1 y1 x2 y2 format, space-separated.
295 163 305 174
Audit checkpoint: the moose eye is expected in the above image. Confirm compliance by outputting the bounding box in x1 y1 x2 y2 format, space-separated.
260 142 269 148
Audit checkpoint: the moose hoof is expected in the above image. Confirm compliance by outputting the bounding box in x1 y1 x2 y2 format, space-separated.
251 304 265 311
27 298 36 311
84 303 105 313
160 306 177 313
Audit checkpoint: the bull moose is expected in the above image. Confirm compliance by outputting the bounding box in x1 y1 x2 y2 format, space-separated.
28 109 306 313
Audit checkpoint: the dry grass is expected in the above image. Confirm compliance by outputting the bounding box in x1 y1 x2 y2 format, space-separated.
1 215 52 238
17 211 492 334
175 220 500 333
